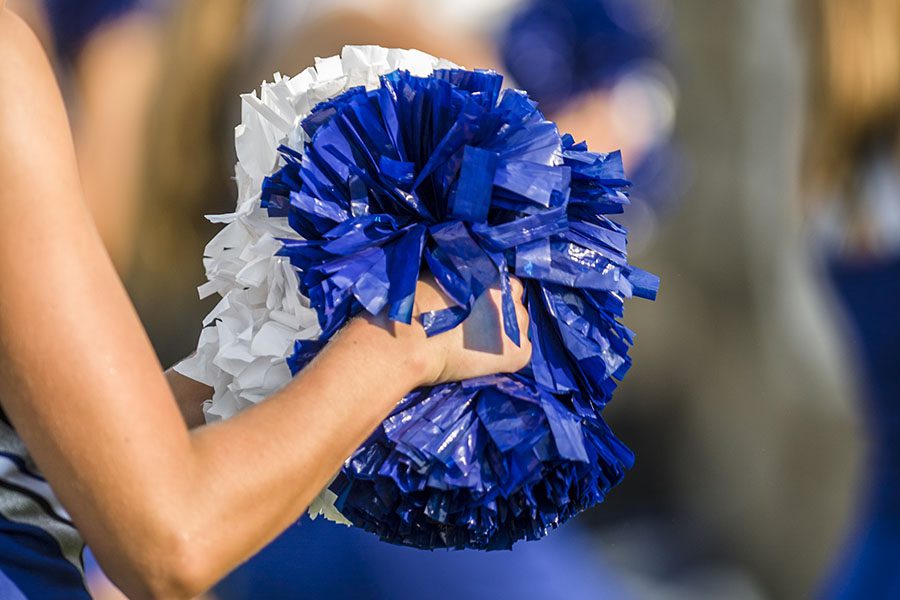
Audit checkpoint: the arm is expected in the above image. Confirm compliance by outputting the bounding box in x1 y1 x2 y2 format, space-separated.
0 9 529 600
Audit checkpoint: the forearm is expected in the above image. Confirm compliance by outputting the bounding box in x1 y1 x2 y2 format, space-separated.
95 317 425 597
187 319 421 582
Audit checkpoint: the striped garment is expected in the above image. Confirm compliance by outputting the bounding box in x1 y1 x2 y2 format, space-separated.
0 417 89 598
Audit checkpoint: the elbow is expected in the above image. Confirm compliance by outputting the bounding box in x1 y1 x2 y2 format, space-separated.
141 557 211 600
110 528 217 600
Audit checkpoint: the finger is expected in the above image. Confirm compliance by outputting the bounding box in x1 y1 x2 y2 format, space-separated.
509 275 524 298
515 304 530 334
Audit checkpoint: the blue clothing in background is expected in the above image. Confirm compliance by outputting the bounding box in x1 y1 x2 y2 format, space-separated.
43 0 148 61
499 0 663 112
216 514 630 600
825 255 900 599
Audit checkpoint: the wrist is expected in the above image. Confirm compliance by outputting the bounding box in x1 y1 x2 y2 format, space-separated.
343 313 440 391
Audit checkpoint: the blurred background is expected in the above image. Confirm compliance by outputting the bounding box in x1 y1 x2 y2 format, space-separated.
9 0 900 597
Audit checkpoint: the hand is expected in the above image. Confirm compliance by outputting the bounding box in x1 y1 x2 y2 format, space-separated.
342 274 532 389
413 275 532 386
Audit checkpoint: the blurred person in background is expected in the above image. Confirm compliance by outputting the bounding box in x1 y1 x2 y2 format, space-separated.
591 0 864 597
802 0 900 597
501 4 773 600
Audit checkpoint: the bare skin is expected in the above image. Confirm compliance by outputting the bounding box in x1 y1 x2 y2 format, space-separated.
0 8 531 600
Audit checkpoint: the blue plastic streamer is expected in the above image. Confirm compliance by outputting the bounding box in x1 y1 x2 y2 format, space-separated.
263 68 658 549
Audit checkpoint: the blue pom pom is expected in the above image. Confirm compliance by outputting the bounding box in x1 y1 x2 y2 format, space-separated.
264 68 657 549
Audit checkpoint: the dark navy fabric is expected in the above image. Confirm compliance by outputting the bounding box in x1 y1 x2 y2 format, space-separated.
824 255 900 599
0 513 89 599
499 0 664 112
43 0 146 61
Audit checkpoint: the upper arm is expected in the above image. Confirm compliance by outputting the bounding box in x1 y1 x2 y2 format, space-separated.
0 5 192 574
